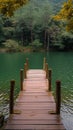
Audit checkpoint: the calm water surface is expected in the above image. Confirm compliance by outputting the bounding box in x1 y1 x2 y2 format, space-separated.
0 52 73 130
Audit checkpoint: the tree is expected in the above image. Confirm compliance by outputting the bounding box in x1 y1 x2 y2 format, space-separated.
31 39 42 51
53 0 73 31
34 0 53 50
13 0 53 47
12 0 63 50
13 0 43 44
2 39 21 52
0 15 5 44
0 0 28 17
61 31 73 50
13 0 60 50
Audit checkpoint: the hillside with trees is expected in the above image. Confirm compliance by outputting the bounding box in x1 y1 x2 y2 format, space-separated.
0 0 73 52
54 0 73 31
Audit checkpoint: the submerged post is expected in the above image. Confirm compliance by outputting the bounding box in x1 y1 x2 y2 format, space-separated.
20 69 23 91
10 80 15 114
48 69 52 91
43 57 46 70
56 80 61 114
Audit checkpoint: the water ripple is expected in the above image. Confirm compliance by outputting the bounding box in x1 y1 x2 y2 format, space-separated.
0 80 19 120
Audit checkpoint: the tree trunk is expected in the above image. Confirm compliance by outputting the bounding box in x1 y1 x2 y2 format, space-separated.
44 30 47 49
30 27 33 43
21 30 24 46
47 33 49 51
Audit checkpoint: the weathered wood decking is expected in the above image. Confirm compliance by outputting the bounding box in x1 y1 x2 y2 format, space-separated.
4 69 66 130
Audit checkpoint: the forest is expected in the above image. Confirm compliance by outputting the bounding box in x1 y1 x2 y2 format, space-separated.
0 0 73 52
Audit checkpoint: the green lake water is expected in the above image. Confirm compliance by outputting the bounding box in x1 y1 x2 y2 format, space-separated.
0 52 73 130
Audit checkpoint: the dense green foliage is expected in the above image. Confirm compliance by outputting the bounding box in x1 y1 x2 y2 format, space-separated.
0 15 5 44
54 0 73 32
0 0 73 51
0 0 28 16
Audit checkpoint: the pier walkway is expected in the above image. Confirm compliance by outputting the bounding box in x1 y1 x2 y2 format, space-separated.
4 59 66 130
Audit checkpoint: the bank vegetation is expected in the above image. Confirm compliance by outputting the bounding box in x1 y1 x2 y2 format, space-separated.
0 0 73 52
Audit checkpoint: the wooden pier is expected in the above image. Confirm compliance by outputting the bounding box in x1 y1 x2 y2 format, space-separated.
4 58 66 130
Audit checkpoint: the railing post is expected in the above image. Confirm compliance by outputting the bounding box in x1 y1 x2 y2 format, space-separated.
56 80 61 114
45 63 48 79
26 58 29 70
48 69 52 91
10 80 15 114
24 63 27 79
20 69 23 91
43 57 46 70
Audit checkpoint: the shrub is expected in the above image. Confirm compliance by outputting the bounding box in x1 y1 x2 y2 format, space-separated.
31 39 42 51
2 39 20 52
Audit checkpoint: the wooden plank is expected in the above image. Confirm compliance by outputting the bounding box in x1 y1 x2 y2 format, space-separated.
27 75 46 79
16 97 55 102
17 92 54 99
19 91 50 96
18 91 53 95
14 107 55 111
26 70 46 79
7 119 63 125
14 109 55 114
5 124 66 130
8 114 61 120
14 103 56 110
16 95 54 99
23 82 48 88
23 79 47 83
24 79 48 81
27 69 46 74
15 102 55 105
13 109 56 114
19 91 54 96
24 85 47 88
24 89 48 92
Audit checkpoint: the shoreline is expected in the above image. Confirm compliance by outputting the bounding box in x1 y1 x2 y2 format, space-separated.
0 47 73 53
0 47 45 53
